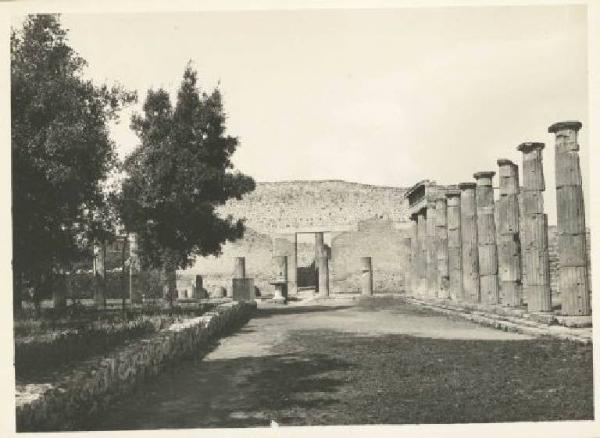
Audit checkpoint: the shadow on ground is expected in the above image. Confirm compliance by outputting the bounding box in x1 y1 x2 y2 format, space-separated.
253 304 354 318
87 327 593 430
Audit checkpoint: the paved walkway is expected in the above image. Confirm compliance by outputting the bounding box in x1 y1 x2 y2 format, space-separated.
89 296 593 429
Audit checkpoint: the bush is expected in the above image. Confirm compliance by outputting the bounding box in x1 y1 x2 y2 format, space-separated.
14 302 215 380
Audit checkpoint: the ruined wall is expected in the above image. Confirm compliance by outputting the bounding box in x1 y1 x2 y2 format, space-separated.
181 180 410 294
217 180 408 233
330 219 411 293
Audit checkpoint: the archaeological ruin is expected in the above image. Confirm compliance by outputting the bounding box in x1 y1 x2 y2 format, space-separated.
116 120 592 318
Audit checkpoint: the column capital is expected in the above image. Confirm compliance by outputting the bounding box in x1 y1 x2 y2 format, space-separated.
458 182 476 190
517 142 545 153
497 158 516 167
548 120 582 134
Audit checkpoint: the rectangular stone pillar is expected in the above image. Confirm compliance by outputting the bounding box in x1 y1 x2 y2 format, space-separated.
474 171 499 305
273 234 297 295
416 210 428 296
315 232 324 292
459 182 480 303
409 218 418 296
518 142 551 312
128 233 143 304
426 200 438 297
93 240 106 308
360 256 373 296
446 191 463 301
272 255 288 302
435 196 450 299
549 121 590 316
193 274 208 299
497 159 523 307
233 256 246 279
318 255 329 297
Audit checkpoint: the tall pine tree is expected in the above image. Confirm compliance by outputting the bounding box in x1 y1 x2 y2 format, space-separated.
119 65 255 297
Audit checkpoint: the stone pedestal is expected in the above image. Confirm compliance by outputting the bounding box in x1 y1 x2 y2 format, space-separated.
549 121 590 316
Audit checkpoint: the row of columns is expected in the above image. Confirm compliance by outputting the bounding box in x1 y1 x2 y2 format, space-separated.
409 121 590 316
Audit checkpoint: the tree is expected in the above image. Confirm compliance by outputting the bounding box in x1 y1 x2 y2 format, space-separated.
119 64 255 299
11 14 135 311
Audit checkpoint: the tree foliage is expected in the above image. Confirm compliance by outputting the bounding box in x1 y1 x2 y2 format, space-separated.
119 65 255 273
11 14 135 302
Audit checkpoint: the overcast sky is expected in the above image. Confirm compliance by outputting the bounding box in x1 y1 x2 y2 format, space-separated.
14 5 589 222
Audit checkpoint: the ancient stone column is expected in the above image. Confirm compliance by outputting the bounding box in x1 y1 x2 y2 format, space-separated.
497 159 523 307
315 232 325 292
473 172 499 305
435 196 450 299
549 121 590 316
446 190 463 301
93 241 106 308
416 210 428 296
318 255 330 297
273 255 288 302
360 256 373 296
128 233 142 304
233 257 246 279
517 142 551 312
409 218 418 296
426 200 438 297
273 234 297 295
402 235 412 293
459 182 480 303
193 274 207 299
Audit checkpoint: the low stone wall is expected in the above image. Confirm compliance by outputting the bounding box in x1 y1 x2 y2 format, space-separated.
15 301 256 432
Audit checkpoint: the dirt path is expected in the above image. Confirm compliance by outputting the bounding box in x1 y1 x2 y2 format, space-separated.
89 297 593 430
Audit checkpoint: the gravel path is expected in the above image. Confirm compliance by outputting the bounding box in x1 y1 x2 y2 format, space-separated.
89 296 593 430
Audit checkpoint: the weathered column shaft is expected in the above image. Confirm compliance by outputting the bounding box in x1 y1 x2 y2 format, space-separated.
93 241 106 307
193 274 206 299
273 255 288 301
459 182 480 303
315 232 324 292
233 256 246 279
549 121 590 316
518 142 551 312
435 196 449 299
318 255 329 297
474 172 499 304
426 201 438 297
409 218 419 296
360 256 373 296
497 159 522 306
128 233 142 304
446 191 463 301
417 211 427 296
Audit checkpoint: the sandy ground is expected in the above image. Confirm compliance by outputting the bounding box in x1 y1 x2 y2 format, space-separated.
89 296 593 430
